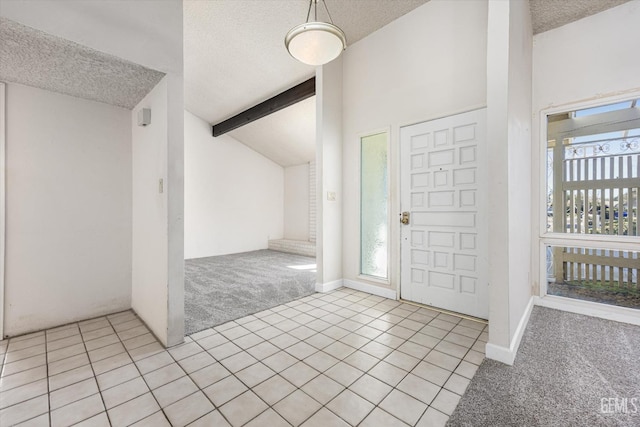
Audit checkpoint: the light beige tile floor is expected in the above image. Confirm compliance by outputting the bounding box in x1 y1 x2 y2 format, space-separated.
0 288 487 427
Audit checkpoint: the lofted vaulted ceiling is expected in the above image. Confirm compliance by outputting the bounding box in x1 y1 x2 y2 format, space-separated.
184 0 430 166
184 0 633 167
2 0 632 168
184 0 430 126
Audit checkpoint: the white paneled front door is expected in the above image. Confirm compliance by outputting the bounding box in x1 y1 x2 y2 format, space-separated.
400 109 488 319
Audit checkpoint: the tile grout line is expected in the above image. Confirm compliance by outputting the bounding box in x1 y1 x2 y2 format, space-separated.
361 292 468 425
199 322 338 427
35 313 156 425
195 292 477 422
0 339 7 378
1 334 50 424
2 309 132 345
77 319 113 427
11 318 147 375
2 289 481 427
185 298 340 426
108 313 173 426
313 290 477 425
184 289 467 427
328 295 435 427
176 337 255 426
45 326 51 427
308 291 432 427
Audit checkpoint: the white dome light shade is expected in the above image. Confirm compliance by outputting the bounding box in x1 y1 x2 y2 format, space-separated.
285 22 346 66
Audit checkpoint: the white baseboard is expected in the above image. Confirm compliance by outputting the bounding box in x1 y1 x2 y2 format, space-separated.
315 279 343 293
342 279 397 300
534 295 640 327
484 342 514 365
485 296 534 365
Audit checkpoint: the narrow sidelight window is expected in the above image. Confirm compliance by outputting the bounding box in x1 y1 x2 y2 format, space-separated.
360 132 389 279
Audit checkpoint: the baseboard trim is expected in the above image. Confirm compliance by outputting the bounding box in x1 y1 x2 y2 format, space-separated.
484 343 514 365
131 308 172 348
343 279 397 300
534 295 640 327
315 279 343 293
485 295 534 365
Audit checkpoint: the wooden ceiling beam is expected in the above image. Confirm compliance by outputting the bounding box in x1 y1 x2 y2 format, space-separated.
212 77 315 137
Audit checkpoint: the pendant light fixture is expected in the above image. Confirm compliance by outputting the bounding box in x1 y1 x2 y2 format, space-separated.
285 0 347 66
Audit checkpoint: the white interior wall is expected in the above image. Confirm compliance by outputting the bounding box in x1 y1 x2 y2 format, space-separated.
184 110 284 259
0 83 5 337
342 0 488 292
165 73 185 346
316 57 344 288
485 0 533 365
531 1 640 295
506 0 533 341
284 164 310 241
532 1 640 114
486 0 511 350
4 83 132 336
309 160 317 243
131 78 169 345
2 0 185 345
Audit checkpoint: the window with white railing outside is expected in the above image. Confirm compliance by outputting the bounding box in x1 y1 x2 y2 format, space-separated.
544 99 640 309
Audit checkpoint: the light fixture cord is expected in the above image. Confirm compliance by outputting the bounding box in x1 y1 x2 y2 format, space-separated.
305 0 335 24
321 0 335 24
305 0 313 23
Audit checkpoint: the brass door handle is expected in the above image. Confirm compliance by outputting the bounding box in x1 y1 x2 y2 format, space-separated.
401 212 410 225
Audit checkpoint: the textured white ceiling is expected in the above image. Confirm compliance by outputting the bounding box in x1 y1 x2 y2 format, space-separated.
2 0 628 166
530 0 631 34
189 0 633 166
0 17 165 109
184 0 429 125
184 0 429 166
185 0 637 123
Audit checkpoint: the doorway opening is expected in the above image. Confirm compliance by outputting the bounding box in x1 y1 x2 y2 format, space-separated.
184 95 318 335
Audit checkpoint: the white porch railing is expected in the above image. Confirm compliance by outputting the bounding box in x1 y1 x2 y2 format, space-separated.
563 152 639 237
548 147 639 292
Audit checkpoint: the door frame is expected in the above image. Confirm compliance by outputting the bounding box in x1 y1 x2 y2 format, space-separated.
1 82 6 338
397 106 489 318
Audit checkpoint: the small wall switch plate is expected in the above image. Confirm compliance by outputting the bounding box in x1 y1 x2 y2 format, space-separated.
327 191 336 201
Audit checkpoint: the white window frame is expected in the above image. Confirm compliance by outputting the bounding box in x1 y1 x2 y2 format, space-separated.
358 128 391 284
536 92 640 324
0 82 5 338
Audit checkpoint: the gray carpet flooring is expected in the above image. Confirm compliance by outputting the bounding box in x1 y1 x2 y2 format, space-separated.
448 306 640 426
184 249 316 335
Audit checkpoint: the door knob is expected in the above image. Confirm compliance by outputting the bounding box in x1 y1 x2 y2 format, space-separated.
401 212 410 225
